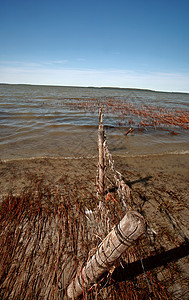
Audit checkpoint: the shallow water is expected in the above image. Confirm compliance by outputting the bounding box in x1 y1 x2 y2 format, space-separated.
0 84 189 160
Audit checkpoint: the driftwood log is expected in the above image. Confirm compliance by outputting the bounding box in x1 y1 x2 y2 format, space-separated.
67 211 146 299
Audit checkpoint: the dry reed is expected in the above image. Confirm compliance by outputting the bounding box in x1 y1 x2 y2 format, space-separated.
1 170 188 299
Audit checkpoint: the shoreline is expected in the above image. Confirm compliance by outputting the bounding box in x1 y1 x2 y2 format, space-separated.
1 149 189 162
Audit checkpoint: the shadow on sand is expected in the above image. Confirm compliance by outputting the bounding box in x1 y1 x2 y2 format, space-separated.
110 241 189 283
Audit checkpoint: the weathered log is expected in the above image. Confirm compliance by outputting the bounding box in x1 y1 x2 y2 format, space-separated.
67 211 146 299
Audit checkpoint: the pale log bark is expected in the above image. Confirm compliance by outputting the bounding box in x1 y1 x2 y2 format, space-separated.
67 211 146 299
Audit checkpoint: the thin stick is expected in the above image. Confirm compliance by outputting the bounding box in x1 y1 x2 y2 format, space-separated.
97 108 105 197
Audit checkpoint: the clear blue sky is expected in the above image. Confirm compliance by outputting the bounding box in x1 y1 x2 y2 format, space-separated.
0 0 189 92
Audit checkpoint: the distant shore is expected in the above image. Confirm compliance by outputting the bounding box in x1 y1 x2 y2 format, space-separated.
1 82 189 94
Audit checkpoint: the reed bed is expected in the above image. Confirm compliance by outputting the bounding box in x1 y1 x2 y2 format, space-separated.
0 176 96 299
64 97 189 132
0 168 188 299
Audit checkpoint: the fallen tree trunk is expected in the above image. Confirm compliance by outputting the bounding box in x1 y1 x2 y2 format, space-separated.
67 211 146 299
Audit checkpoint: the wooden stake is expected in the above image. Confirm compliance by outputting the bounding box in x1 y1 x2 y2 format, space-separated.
98 108 105 196
67 211 146 299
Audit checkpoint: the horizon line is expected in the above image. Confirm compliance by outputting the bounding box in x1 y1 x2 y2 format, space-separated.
1 82 189 95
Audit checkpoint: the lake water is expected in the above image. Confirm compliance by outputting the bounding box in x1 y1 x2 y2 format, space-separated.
0 84 189 160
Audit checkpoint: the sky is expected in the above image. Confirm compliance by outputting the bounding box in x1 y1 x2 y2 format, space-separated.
0 0 189 92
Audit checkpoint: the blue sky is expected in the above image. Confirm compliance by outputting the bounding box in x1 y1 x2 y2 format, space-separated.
0 0 189 92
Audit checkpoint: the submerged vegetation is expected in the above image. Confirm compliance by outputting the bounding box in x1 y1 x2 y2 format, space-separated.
64 97 189 132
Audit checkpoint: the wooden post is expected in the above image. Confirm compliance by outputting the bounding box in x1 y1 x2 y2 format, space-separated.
98 107 105 196
67 211 146 299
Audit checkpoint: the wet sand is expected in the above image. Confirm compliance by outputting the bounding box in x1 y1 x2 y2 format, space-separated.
1 153 188 198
